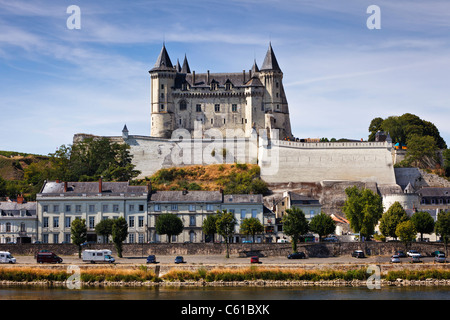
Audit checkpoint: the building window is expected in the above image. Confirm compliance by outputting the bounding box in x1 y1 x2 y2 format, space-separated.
53 205 59 213
161 84 164 89
206 204 213 211
65 217 71 228
241 209 246 219
53 217 59 228
129 205 134 212
65 205 71 213
89 205 95 213
172 235 177 242
75 205 82 213
138 216 144 228
171 204 178 211
113 205 119 213
43 217 49 228
215 104 220 112
232 104 237 112
138 234 144 243
160 104 164 111
189 205 196 212
190 215 196 226
53 234 59 244
20 223 26 232
196 104 202 112
154 204 161 212
129 233 135 243
6 222 11 233
179 100 187 111
252 209 257 218
102 204 108 212
65 234 71 243
89 216 95 229
139 204 144 212
129 216 135 228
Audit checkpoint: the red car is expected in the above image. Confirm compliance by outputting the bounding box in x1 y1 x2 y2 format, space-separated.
250 256 260 264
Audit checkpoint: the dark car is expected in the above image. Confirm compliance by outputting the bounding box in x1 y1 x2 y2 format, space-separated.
146 255 158 264
395 250 407 258
351 250 365 258
434 254 446 263
36 252 63 264
174 256 185 264
431 250 445 257
287 252 306 259
411 256 422 263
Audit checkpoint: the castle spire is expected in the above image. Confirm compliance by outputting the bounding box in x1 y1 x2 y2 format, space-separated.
151 43 173 71
181 54 191 74
260 42 281 72
251 59 260 74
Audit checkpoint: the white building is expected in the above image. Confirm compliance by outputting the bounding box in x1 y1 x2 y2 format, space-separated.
0 196 37 244
36 180 149 244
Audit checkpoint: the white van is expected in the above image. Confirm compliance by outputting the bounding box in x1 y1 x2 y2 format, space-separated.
0 251 16 264
82 249 115 264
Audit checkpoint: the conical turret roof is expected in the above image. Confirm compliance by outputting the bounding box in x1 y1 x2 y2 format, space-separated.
181 54 191 74
150 43 174 72
260 42 281 72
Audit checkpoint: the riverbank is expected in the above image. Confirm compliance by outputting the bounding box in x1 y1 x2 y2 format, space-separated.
1 265 449 288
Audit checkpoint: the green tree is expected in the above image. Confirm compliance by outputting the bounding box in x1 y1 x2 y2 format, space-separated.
240 217 264 249
282 207 309 253
401 134 439 169
155 213 184 243
216 210 237 258
202 214 218 243
368 117 384 141
410 211 435 242
95 219 114 243
379 202 409 240
435 212 450 256
442 149 450 177
71 218 87 258
112 217 128 258
395 220 417 250
342 186 383 241
309 212 336 242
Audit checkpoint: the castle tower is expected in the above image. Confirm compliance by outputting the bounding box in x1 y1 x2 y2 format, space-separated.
149 44 177 138
259 43 293 140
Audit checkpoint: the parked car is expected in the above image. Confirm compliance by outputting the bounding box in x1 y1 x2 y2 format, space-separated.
390 255 401 263
146 255 158 264
434 254 446 263
411 256 422 263
174 256 185 264
431 250 445 257
323 235 338 242
250 256 260 264
351 250 365 258
407 250 421 258
36 252 63 264
395 250 407 258
287 252 306 259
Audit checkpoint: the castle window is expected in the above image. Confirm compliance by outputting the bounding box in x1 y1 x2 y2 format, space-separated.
179 100 187 111
196 104 202 112
161 93 164 99
210 81 218 90
223 119 226 124
160 104 164 111
211 118 214 124
276 82 279 88
277 104 280 109
215 104 220 112
225 82 232 91
232 104 237 112
161 84 164 89
182 82 188 91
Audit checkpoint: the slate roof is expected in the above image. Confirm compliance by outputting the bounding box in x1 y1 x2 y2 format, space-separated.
417 187 450 197
223 194 263 204
38 181 148 197
150 44 174 72
260 43 281 72
0 201 37 218
149 190 223 203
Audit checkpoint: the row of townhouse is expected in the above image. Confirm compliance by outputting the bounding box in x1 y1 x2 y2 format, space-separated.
0 180 276 244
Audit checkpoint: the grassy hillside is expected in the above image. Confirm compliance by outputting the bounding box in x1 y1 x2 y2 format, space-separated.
133 163 269 195
0 153 50 181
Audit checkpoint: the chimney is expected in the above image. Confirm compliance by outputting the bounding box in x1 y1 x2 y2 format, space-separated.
99 177 103 193
249 69 252 79
147 181 152 194
207 70 210 84
64 181 68 192
17 194 24 204
243 70 246 84
56 179 60 183
192 71 196 85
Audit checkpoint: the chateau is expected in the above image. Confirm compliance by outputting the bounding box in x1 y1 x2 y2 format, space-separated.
149 43 293 140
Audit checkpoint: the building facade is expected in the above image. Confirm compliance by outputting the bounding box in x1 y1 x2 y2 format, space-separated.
36 180 149 244
0 196 37 244
147 190 266 243
149 43 293 140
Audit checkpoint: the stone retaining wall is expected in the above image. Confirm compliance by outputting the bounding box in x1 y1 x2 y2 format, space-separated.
0 242 445 257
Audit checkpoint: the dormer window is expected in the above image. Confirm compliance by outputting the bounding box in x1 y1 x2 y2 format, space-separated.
210 80 218 90
182 82 188 91
179 100 187 111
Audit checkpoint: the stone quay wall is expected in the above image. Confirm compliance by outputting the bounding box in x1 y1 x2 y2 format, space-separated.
0 242 445 258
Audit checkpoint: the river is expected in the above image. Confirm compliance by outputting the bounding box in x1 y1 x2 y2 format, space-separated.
0 285 448 300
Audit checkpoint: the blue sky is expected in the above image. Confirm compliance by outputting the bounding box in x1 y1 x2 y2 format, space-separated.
1 0 449 155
